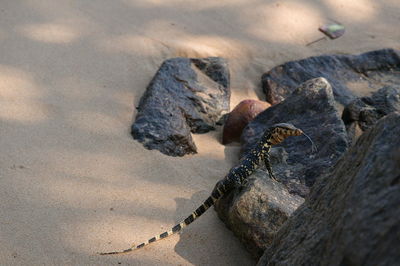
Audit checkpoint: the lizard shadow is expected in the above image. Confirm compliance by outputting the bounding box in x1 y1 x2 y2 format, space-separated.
172 191 255 266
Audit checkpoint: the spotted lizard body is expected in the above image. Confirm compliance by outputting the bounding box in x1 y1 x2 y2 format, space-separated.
100 123 314 255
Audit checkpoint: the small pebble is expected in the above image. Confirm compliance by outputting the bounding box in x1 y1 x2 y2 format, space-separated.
222 99 270 144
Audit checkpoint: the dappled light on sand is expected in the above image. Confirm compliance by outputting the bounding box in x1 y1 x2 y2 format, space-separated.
0 65 49 123
244 1 323 43
0 0 399 265
18 23 81 44
323 0 378 22
171 36 249 59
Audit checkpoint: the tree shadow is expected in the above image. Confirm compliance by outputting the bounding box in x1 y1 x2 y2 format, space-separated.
0 0 399 265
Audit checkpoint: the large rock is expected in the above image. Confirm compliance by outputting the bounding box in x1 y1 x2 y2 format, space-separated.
215 78 348 257
262 48 400 106
258 112 400 266
215 169 304 257
131 57 230 156
242 77 348 196
343 86 400 143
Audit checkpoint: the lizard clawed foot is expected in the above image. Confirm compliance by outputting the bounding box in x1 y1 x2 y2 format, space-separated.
232 178 242 189
269 173 278 182
231 177 249 190
240 178 249 188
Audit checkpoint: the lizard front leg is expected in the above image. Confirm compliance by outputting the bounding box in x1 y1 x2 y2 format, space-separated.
239 176 249 188
233 174 248 189
264 154 277 181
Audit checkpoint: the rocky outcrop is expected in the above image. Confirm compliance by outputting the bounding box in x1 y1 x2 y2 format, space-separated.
258 112 400 266
131 57 230 156
342 86 400 143
222 100 270 144
261 48 400 106
241 77 348 196
215 169 304 257
215 78 349 257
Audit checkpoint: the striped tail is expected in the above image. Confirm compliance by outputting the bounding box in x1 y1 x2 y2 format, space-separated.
99 192 221 255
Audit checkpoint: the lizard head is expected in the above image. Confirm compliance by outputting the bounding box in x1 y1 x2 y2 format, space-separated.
270 123 303 139
271 123 303 137
266 123 317 152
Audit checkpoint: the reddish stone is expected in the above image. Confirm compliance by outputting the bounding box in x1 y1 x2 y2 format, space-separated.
222 100 270 144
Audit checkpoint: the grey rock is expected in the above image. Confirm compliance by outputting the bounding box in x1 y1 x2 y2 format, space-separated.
258 112 400 266
191 57 230 89
242 77 348 196
343 98 370 123
214 78 348 258
343 86 400 142
215 169 304 258
262 48 400 106
131 57 230 156
367 86 400 114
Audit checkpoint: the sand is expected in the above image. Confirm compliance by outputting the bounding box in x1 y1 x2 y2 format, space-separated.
0 0 399 265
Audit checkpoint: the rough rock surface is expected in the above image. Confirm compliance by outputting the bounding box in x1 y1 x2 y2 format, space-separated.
215 78 348 258
343 86 400 142
222 99 270 144
215 169 304 258
262 48 400 106
258 112 400 266
131 57 230 156
242 77 348 196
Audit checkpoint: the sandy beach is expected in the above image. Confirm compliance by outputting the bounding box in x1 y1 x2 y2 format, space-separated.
0 1 399 265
